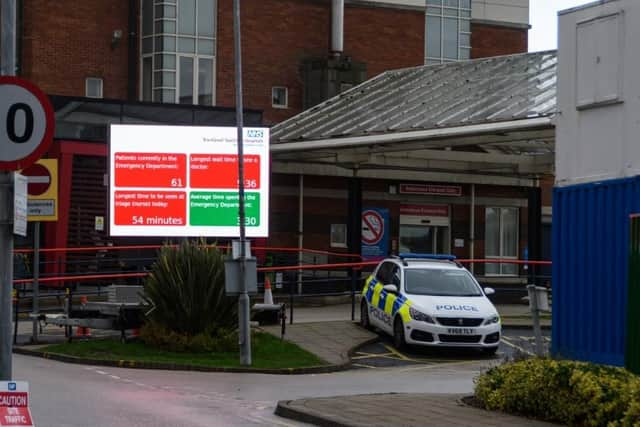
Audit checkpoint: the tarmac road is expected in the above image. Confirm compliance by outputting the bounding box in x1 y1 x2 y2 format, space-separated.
14 352 495 427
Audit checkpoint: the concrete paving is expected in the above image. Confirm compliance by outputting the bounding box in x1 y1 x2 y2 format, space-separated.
261 320 378 365
276 393 558 427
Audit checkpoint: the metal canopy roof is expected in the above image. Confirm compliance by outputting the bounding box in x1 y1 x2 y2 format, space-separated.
271 51 558 187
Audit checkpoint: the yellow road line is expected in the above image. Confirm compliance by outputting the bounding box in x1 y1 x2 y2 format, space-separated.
351 353 394 360
352 363 377 369
501 336 533 356
396 359 490 373
383 344 412 361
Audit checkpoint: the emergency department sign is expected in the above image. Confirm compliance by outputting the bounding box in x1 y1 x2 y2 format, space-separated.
19 158 58 221
109 125 270 237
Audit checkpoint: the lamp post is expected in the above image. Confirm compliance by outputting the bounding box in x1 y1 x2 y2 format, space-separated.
233 0 251 366
0 0 16 381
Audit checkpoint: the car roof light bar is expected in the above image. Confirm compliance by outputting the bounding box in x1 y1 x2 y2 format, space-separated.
398 253 457 261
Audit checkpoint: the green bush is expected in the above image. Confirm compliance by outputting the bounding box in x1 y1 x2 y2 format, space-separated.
139 321 237 353
142 239 237 343
474 358 640 426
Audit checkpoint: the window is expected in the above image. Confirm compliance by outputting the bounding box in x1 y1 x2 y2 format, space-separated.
485 207 519 275
272 87 288 108
425 0 471 64
141 0 216 105
85 77 103 98
330 224 347 248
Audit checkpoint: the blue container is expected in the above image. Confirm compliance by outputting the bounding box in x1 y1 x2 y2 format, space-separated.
553 176 640 366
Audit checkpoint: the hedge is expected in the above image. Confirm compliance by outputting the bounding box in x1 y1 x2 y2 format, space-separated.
474 358 640 426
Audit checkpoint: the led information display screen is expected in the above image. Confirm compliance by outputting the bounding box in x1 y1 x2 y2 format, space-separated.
109 124 269 237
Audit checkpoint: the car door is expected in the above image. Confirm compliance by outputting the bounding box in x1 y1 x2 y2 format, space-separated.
379 264 402 334
367 262 391 329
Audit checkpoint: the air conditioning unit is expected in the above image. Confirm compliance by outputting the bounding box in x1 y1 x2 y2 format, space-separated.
302 57 367 109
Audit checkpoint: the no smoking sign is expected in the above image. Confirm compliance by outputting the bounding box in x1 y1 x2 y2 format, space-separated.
0 76 54 171
362 209 384 245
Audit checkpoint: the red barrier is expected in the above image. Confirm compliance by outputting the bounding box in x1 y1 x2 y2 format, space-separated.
12 257 550 286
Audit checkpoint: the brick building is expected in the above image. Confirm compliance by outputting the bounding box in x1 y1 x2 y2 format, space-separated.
8 0 541 285
19 0 528 124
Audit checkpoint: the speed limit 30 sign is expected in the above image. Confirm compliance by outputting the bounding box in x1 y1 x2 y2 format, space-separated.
0 77 54 171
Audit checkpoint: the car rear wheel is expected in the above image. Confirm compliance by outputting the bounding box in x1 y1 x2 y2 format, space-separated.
360 300 371 330
393 318 406 350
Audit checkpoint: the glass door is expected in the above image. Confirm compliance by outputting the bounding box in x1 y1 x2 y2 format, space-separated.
399 225 450 254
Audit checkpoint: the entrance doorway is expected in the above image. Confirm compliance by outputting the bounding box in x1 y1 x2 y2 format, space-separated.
399 224 450 254
398 204 450 254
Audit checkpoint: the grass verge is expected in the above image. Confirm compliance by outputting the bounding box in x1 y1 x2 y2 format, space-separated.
40 332 326 370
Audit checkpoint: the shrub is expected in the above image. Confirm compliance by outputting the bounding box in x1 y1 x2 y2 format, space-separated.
474 358 640 426
139 322 237 353
142 239 237 342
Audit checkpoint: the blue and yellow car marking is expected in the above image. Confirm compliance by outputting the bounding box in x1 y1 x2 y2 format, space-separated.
363 276 412 324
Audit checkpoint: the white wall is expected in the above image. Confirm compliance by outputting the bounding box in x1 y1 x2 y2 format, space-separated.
352 0 529 26
472 0 529 25
556 0 640 186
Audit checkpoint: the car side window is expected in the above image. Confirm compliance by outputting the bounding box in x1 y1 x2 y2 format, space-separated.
376 262 392 284
391 265 401 288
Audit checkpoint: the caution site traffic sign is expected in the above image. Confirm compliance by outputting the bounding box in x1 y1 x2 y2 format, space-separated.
0 382 33 427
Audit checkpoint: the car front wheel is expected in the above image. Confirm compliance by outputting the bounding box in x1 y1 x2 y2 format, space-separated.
393 317 406 350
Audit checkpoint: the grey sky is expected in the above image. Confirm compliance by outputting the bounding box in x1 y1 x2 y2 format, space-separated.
528 0 594 52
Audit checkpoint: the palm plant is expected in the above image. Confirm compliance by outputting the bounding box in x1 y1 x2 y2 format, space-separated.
142 239 237 336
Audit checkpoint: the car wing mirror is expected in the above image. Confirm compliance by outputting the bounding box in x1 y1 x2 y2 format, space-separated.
383 284 398 293
484 287 495 296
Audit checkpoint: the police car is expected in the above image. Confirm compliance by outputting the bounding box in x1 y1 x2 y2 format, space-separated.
360 254 501 354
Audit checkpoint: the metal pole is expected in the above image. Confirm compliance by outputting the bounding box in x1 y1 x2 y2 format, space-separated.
470 183 475 274
0 173 14 380
1 0 16 76
527 284 544 356
31 222 40 343
0 0 16 381
297 175 303 295
233 0 251 366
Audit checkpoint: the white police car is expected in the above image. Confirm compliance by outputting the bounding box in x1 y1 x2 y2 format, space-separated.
360 254 501 354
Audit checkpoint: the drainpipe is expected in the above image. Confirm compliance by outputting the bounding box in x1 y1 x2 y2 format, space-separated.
331 0 344 58
127 0 137 100
298 175 304 295
470 184 475 274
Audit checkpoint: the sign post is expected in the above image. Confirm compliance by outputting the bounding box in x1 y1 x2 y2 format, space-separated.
0 73 54 380
20 158 58 344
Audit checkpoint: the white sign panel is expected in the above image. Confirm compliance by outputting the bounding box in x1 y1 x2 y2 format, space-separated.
109 125 270 237
13 174 27 237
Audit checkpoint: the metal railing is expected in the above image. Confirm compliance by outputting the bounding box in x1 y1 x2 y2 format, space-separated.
11 244 552 339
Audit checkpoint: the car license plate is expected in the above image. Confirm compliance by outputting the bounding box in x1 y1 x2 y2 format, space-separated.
447 328 474 335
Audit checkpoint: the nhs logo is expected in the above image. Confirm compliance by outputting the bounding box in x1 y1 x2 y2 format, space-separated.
8 382 16 391
247 129 264 138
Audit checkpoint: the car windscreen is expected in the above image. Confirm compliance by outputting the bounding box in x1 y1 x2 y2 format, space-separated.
404 268 482 296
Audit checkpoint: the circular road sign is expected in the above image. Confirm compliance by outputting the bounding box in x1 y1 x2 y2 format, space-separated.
21 163 51 196
0 76 55 171
362 209 384 245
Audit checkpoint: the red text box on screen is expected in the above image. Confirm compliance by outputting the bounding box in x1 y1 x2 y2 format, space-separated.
114 191 186 226
114 153 186 188
190 154 260 189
